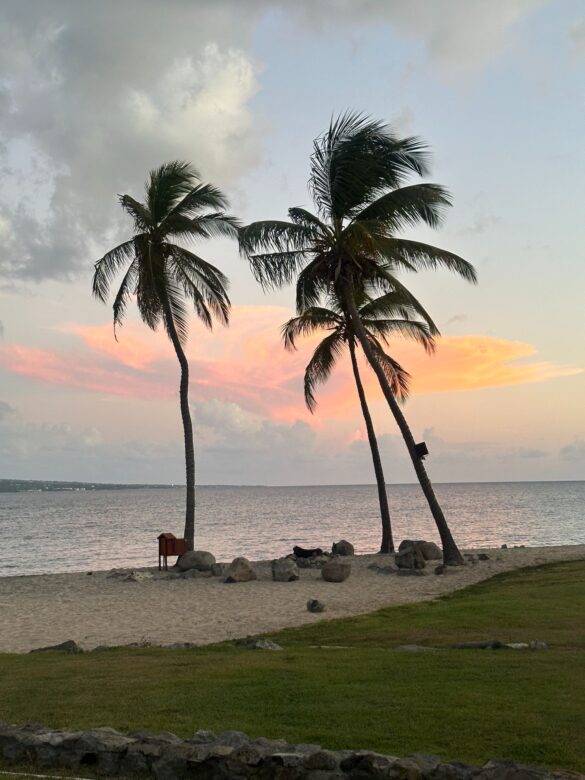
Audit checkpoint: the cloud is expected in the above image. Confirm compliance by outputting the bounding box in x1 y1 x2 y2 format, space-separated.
560 439 585 461
0 0 545 281
0 307 580 428
0 2 260 280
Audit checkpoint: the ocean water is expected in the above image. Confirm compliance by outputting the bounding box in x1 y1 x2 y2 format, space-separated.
0 481 583 577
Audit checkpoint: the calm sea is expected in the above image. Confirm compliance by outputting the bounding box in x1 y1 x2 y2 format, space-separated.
0 481 583 577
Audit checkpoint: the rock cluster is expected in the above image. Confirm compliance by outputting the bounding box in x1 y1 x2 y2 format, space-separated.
0 722 570 780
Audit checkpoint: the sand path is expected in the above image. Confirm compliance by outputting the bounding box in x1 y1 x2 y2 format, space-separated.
0 545 583 653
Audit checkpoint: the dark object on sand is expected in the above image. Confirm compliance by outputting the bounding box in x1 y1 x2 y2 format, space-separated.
307 599 325 613
30 639 83 654
293 545 324 558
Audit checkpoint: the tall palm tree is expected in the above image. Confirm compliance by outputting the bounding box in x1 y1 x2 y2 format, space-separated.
93 161 238 550
283 288 436 554
240 112 477 565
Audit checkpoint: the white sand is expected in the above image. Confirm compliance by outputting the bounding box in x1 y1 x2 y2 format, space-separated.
0 545 583 654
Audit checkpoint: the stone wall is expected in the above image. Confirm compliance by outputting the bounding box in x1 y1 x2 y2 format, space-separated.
0 722 578 779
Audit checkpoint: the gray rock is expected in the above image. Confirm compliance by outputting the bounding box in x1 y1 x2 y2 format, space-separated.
188 730 216 745
106 568 131 578
215 730 249 748
235 637 282 650
529 640 548 651
176 550 216 572
451 640 505 650
210 563 226 576
501 543 508 549
307 599 325 613
331 539 355 556
395 545 426 570
505 643 530 650
434 564 446 575
271 557 299 582
478 553 490 561
304 749 339 770
30 640 82 655
321 559 351 582
224 556 257 583
399 539 442 560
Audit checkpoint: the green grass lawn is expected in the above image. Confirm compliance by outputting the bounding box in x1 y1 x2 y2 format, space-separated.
1 561 584 772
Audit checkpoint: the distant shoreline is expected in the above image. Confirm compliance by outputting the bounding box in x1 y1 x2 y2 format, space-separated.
1 478 583 493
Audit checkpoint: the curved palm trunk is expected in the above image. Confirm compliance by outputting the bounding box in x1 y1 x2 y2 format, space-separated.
161 300 196 551
343 284 463 565
348 337 394 553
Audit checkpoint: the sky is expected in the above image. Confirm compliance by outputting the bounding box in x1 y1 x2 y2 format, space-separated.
0 0 584 485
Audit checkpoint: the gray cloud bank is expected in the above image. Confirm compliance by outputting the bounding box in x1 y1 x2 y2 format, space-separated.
0 0 543 281
0 397 581 485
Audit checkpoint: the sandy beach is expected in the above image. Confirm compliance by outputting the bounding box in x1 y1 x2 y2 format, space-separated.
0 544 584 654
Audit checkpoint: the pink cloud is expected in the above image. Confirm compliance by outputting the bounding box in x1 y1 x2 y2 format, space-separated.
0 307 580 426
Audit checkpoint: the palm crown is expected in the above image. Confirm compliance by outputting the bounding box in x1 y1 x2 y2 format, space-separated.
93 161 239 340
283 288 437 412
239 111 476 309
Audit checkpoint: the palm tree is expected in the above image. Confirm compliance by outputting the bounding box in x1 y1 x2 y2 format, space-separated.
283 288 436 554
240 112 477 565
92 161 238 550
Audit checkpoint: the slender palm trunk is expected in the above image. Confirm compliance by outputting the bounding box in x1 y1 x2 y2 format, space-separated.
348 336 394 553
343 284 464 565
161 300 196 551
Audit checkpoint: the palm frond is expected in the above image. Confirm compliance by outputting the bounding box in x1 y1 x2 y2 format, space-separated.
350 183 452 232
288 207 330 236
296 256 331 312
282 307 341 351
309 111 431 220
380 238 478 284
166 245 230 327
304 331 346 413
92 239 137 302
112 259 138 339
163 278 190 345
364 318 436 354
366 336 411 401
358 289 440 336
118 196 153 232
146 161 198 224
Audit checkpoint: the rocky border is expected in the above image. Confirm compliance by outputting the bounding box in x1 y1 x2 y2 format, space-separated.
0 722 580 779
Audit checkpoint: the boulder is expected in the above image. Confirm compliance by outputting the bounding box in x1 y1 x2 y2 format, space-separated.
211 563 227 576
306 599 325 613
176 550 216 572
398 539 441 560
395 545 426 570
321 559 351 582
331 539 355 556
224 557 257 583
271 557 299 582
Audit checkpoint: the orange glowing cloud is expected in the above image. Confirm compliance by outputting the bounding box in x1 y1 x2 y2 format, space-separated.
0 307 580 426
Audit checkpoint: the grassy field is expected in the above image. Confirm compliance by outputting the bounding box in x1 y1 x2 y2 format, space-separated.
0 560 584 773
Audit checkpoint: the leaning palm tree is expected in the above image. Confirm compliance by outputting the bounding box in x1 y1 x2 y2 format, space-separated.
283 288 436 554
240 112 477 565
93 161 238 550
